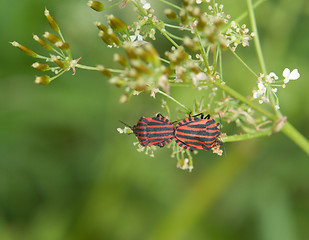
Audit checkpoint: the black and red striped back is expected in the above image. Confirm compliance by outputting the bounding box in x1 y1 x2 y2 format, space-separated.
174 115 220 151
133 114 174 147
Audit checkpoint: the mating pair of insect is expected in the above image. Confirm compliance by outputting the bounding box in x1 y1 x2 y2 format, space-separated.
120 113 221 151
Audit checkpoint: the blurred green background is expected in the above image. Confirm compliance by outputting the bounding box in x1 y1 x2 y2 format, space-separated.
1 0 309 239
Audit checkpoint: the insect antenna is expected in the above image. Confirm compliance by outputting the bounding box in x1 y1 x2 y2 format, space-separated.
119 120 134 134
217 112 227 158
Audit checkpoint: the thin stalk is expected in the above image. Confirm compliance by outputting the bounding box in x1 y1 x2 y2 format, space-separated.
164 23 190 31
221 129 272 143
159 0 182 11
165 30 184 41
76 64 122 73
156 89 191 112
235 0 267 23
229 47 259 78
281 122 309 155
246 0 267 74
158 28 180 48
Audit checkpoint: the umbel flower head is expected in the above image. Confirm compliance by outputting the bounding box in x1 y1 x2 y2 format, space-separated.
10 8 81 85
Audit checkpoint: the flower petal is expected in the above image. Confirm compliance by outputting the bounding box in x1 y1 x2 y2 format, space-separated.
282 68 290 78
289 69 300 80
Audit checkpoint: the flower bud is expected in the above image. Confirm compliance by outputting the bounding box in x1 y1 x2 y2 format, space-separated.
95 21 108 32
87 1 104 12
44 8 59 32
164 9 177 20
107 15 127 33
43 32 61 44
51 55 66 69
33 35 52 50
97 65 112 77
35 75 50 85
10 41 37 57
32 62 50 71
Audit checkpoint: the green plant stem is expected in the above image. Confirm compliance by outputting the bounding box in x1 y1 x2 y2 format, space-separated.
76 64 122 73
221 129 272 142
229 47 259 78
159 0 182 10
156 89 191 112
281 122 309 155
103 0 123 10
235 0 267 23
159 28 180 48
246 0 267 74
247 0 282 117
165 30 184 41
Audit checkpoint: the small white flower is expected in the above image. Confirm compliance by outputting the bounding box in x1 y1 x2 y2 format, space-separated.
140 0 150 10
269 72 278 80
130 34 143 42
117 128 124 133
275 105 280 110
283 68 300 84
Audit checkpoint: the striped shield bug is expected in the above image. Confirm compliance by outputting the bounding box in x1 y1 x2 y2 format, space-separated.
174 113 221 151
120 113 174 148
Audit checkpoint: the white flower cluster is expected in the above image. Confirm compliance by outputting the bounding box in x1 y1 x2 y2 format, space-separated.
252 68 300 110
226 22 255 51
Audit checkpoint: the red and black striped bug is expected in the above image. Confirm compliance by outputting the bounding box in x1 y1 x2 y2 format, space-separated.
120 113 174 148
174 113 221 151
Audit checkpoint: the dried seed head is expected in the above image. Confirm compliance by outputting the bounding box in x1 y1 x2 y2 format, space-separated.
142 43 160 66
43 32 61 44
10 41 37 57
44 8 59 32
196 15 207 31
130 80 147 92
35 75 50 85
99 31 113 45
54 41 70 50
109 76 126 87
108 31 121 46
180 10 187 24
95 21 108 32
32 62 50 71
113 53 128 67
183 36 197 51
130 60 151 74
119 94 129 103
33 35 52 50
124 42 138 59
87 0 104 12
51 55 66 69
164 9 177 20
107 15 127 33
97 65 112 77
